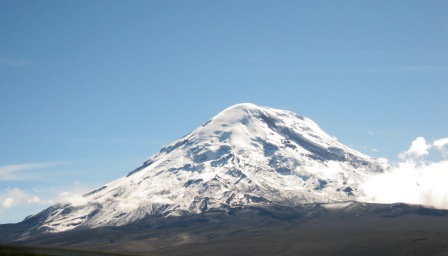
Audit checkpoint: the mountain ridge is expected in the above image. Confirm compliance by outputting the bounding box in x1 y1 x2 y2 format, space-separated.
6 103 384 237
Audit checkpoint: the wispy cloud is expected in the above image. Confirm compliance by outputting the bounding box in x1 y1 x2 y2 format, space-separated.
288 65 448 74
0 161 71 181
0 56 35 68
314 51 448 58
0 187 54 209
1 188 30 209
313 51 395 57
373 66 448 73
0 182 94 218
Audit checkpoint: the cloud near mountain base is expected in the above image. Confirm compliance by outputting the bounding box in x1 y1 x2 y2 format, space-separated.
360 137 448 209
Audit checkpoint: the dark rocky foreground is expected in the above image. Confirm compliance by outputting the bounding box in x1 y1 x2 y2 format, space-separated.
2 202 448 256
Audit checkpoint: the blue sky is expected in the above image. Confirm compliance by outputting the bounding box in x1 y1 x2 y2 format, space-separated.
1 0 447 223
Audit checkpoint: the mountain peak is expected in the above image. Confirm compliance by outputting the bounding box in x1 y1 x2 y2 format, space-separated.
197 103 324 150
223 102 260 111
17 104 382 234
207 103 262 125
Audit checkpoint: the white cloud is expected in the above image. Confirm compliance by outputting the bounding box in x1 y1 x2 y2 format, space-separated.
117 201 140 212
433 138 448 149
0 188 26 209
360 136 448 209
0 187 57 210
57 185 100 206
58 191 88 206
3 198 14 208
0 161 71 181
399 137 430 159
396 137 448 159
433 138 448 157
360 160 448 208
27 196 41 204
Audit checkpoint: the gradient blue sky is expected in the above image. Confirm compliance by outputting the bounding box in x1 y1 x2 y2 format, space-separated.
1 0 447 223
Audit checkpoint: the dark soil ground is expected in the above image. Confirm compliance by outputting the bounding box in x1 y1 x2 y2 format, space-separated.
3 203 448 256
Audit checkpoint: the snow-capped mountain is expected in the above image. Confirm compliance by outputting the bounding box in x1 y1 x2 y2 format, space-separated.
24 103 383 234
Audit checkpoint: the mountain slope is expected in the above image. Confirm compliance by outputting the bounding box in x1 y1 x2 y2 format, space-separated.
16 103 383 235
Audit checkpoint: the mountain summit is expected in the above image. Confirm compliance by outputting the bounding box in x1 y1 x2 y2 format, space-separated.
20 103 382 234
